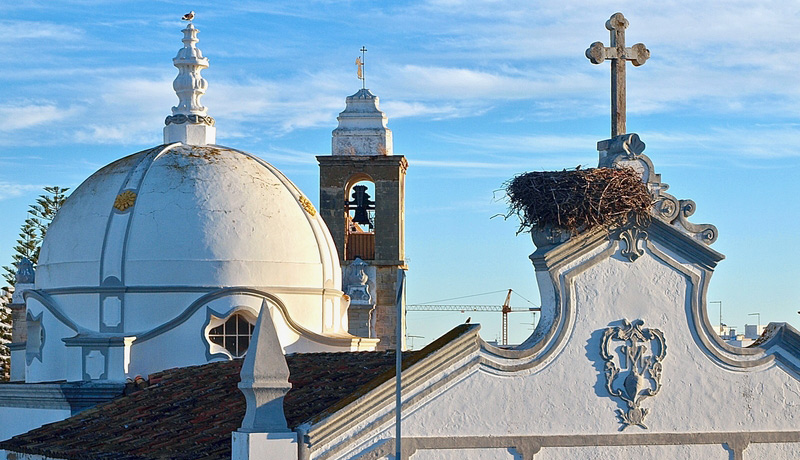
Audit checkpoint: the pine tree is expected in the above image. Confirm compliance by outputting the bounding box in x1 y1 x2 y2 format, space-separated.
0 186 69 381
2 187 69 285
29 186 69 251
0 288 13 381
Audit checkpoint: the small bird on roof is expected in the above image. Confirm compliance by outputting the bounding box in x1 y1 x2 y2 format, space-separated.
465 317 471 324
182 11 195 21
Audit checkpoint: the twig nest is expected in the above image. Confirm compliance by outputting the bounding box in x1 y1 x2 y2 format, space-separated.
504 167 653 235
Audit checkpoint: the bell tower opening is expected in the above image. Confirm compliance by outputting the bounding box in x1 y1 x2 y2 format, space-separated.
346 180 376 260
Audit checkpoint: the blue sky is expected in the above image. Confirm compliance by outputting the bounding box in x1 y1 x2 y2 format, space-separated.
1 0 798 346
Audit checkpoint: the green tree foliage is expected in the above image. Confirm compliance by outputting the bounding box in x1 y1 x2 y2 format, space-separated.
0 186 69 381
2 186 69 286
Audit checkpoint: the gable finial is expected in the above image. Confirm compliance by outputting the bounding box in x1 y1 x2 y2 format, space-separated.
586 13 650 138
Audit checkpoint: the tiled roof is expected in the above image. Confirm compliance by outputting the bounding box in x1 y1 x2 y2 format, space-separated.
0 324 476 460
0 351 409 460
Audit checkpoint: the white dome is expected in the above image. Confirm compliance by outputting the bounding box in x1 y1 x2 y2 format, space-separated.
16 25 377 386
39 144 340 291
22 143 368 383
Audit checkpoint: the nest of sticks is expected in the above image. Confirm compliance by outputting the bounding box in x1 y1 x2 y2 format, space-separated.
504 167 653 235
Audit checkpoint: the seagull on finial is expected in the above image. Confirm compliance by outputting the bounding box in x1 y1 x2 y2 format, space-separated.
182 11 195 21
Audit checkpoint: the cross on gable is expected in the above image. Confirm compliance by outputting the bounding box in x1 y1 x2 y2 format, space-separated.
586 13 650 138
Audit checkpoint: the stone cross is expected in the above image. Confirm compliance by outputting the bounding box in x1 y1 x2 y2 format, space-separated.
586 13 650 137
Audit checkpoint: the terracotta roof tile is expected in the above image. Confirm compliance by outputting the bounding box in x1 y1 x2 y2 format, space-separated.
0 325 475 460
0 351 405 460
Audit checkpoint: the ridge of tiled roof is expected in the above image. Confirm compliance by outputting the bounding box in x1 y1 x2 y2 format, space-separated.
0 351 409 460
309 323 474 424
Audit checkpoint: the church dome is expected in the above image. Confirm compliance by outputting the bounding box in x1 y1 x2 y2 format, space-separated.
16 19 375 386
37 143 340 292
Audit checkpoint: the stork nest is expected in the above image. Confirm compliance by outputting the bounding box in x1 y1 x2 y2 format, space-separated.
504 167 653 235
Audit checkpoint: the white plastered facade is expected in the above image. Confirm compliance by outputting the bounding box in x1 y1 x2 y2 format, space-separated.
291 136 800 460
302 228 800 460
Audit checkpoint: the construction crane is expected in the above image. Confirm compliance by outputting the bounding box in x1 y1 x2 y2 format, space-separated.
407 289 540 346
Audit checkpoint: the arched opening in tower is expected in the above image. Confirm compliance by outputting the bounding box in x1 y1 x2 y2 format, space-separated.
345 180 375 260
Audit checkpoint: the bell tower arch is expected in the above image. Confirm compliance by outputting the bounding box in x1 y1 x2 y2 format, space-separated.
318 88 407 350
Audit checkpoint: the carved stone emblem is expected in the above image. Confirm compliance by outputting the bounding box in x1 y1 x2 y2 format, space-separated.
344 257 373 305
619 226 647 262
299 196 317 216
113 190 137 212
600 319 666 430
15 257 35 284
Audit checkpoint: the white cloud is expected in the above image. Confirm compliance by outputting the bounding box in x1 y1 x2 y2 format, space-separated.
0 103 82 132
435 132 600 154
644 125 800 160
0 20 83 42
0 182 41 200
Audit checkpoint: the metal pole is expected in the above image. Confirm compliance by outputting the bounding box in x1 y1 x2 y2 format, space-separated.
710 301 722 335
749 312 761 335
395 269 406 460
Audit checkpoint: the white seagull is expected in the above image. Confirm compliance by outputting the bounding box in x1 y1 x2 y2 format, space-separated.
182 11 195 21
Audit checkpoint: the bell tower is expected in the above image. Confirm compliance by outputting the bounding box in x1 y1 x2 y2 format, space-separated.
318 85 407 351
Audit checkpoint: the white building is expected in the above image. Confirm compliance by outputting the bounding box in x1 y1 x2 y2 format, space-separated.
1 12 799 460
0 19 378 444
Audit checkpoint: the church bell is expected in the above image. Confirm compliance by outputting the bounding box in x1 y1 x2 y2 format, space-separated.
348 185 375 229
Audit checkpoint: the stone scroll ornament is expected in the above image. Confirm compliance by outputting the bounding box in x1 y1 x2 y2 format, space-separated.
600 319 666 430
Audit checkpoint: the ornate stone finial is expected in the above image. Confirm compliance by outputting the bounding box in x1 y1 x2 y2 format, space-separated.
238 303 292 433
586 12 650 138
15 257 35 285
163 20 216 145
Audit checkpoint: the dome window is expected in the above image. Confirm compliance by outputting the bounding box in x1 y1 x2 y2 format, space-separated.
207 311 255 358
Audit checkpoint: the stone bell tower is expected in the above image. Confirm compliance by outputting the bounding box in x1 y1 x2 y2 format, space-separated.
317 85 407 351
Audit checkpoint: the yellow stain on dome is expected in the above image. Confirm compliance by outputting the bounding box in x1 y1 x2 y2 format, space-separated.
299 195 317 217
113 190 137 212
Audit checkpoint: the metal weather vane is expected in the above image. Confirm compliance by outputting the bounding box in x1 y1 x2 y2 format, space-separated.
356 46 367 89
586 12 650 138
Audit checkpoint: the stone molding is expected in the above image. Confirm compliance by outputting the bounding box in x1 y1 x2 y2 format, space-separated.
0 381 124 412
476 217 796 374
164 114 215 126
355 430 800 460
25 286 376 351
317 154 408 173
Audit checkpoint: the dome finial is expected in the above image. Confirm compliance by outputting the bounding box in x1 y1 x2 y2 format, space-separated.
163 15 216 145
